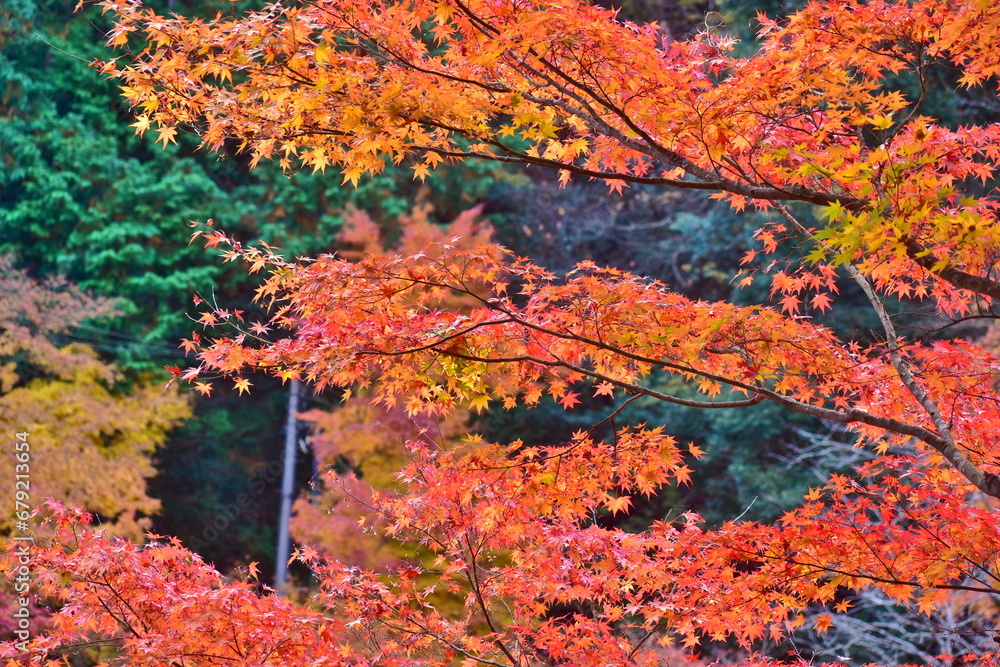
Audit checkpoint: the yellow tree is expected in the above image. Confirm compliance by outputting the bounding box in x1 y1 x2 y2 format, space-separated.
0 257 190 540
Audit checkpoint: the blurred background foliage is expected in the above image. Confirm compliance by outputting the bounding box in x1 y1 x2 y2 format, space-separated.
2 0 997 661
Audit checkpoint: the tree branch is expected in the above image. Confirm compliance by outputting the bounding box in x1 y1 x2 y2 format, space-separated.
774 203 1000 498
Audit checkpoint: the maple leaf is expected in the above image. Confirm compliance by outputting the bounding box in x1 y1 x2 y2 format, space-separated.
810 293 833 312
558 392 582 409
469 393 490 412
233 378 252 394
248 257 268 274
812 615 834 634
779 294 801 314
197 312 218 327
201 231 227 249
131 114 152 136
605 495 632 515
412 163 431 181
155 125 178 147
593 381 615 397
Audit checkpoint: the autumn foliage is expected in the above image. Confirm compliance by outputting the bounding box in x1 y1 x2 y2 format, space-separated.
5 0 1000 664
289 205 483 569
0 258 190 540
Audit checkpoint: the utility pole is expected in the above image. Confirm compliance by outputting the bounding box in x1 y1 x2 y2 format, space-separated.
274 377 300 593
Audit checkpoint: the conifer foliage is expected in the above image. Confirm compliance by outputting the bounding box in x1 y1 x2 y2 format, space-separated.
5 0 1000 664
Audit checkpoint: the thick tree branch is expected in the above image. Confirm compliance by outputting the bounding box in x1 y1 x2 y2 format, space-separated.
903 237 1000 301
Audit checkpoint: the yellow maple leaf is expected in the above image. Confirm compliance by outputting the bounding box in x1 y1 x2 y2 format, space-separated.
412 162 431 181
310 147 330 173
870 114 894 130
130 114 152 136
468 393 490 412
155 125 178 147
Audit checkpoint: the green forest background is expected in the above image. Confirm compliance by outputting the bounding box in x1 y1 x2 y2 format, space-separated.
2 0 997 662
